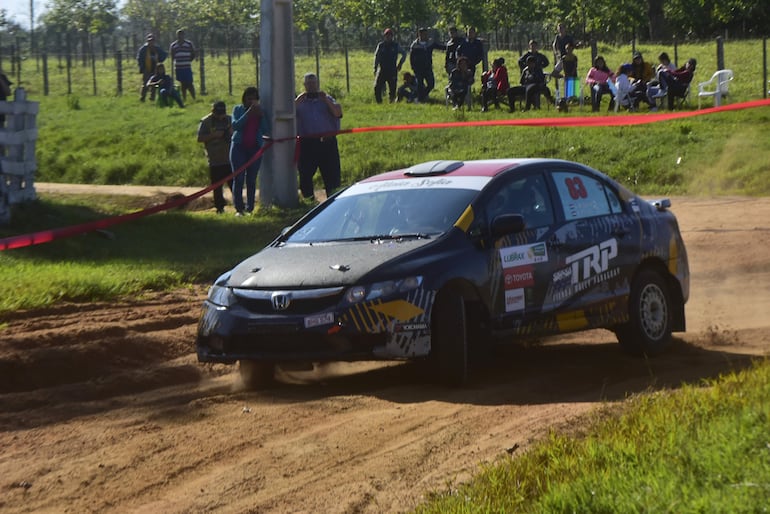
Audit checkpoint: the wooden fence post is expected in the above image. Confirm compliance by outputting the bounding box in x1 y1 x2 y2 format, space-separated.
199 45 207 96
116 50 123 95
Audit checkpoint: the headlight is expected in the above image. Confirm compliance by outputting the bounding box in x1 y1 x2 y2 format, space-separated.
207 284 235 307
207 271 234 307
344 276 423 304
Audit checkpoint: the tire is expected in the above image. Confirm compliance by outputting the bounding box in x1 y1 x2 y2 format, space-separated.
238 360 275 389
616 269 673 356
431 290 468 386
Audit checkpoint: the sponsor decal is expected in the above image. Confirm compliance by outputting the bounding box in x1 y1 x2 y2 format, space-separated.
500 242 548 268
393 322 429 332
565 238 618 285
504 265 535 289
304 311 335 328
505 288 526 312
548 238 620 297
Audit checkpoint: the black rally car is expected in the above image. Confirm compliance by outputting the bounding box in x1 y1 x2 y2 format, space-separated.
197 159 689 386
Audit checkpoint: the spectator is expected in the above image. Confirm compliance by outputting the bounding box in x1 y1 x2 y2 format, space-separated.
612 63 642 110
655 58 697 110
560 43 579 79
520 55 554 110
137 33 167 102
518 39 549 72
373 28 407 104
0 68 12 128
197 101 233 214
397 72 419 103
629 51 655 107
457 26 486 77
656 52 677 74
447 56 474 109
585 55 615 112
480 57 509 112
230 87 270 216
444 26 463 76
552 22 575 73
169 29 197 102
145 63 184 107
409 28 445 102
295 73 343 201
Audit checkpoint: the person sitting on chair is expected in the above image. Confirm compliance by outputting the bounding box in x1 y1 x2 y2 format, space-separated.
585 55 615 112
447 56 474 109
657 58 697 110
480 57 509 112
520 55 553 110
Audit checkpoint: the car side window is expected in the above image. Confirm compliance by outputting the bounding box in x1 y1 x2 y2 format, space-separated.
552 171 621 220
485 174 554 228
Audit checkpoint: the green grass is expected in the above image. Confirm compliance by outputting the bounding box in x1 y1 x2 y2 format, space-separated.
16 39 770 196
414 358 770 513
0 194 303 313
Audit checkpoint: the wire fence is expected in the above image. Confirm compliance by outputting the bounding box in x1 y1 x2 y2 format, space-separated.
2 37 769 102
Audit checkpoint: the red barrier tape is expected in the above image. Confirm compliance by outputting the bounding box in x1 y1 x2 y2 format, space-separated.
3 98 769 251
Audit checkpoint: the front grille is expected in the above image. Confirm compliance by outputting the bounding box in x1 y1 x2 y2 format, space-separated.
233 287 345 315
237 295 341 315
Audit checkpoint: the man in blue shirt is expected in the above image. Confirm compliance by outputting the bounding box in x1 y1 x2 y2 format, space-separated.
295 73 343 201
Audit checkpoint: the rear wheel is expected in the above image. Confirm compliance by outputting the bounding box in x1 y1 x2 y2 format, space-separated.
431 290 468 386
616 270 673 356
239 360 275 389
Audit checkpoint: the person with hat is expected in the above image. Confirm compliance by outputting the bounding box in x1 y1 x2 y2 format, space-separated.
137 33 167 102
197 101 233 214
373 28 407 104
409 27 446 102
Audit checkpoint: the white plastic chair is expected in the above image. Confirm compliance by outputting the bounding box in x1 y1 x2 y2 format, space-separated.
697 69 734 108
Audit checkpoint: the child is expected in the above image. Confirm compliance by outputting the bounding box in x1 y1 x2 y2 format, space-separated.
397 72 418 103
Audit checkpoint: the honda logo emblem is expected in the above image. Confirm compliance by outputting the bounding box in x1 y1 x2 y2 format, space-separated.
271 292 291 311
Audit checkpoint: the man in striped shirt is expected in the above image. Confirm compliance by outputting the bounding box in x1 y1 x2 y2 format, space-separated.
170 29 197 101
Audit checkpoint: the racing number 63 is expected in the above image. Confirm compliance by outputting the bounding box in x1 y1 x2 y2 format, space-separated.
565 176 588 199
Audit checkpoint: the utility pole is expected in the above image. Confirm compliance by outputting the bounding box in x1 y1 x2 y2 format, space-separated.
259 0 298 208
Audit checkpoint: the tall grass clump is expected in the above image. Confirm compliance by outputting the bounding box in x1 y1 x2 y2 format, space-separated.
414 359 770 513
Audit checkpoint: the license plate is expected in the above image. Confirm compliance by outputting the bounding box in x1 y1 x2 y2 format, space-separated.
304 312 334 328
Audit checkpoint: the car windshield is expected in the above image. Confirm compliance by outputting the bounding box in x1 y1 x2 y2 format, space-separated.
285 185 479 243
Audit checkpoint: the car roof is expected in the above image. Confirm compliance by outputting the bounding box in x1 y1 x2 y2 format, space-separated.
359 158 571 183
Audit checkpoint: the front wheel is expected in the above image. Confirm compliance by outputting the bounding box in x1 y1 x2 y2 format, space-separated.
616 270 673 356
431 290 468 386
239 360 275 389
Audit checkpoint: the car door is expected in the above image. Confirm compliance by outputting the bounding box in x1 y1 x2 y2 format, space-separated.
540 167 641 332
480 171 558 333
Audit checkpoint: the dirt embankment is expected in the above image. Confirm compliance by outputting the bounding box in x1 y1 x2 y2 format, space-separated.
1 196 769 513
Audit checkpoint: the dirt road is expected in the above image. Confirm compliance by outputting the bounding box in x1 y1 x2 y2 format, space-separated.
1 196 769 513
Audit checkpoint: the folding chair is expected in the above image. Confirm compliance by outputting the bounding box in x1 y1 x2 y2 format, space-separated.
563 76 583 108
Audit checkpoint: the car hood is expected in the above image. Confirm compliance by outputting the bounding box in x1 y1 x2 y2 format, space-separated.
227 239 433 288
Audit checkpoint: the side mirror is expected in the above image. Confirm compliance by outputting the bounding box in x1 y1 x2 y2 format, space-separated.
491 214 525 238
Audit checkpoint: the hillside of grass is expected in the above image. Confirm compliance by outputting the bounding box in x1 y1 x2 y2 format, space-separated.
15 39 770 196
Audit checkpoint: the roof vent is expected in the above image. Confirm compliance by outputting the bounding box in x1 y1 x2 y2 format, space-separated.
404 160 464 176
